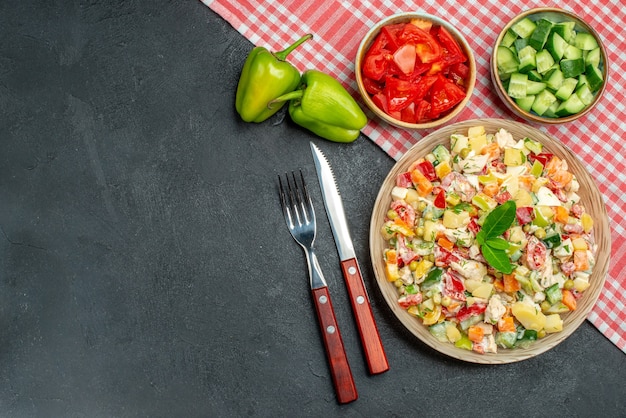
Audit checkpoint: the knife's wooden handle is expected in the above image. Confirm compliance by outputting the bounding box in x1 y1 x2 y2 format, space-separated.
340 258 390 375
311 286 358 404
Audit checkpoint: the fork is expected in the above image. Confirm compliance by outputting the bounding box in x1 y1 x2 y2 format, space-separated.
278 170 358 404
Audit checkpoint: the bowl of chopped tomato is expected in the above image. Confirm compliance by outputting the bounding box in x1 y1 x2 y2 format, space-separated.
355 12 476 129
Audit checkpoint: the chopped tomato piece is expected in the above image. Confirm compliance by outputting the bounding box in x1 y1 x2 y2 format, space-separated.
398 24 442 63
363 52 391 81
433 189 446 209
415 100 431 123
436 25 467 66
384 76 419 112
400 102 417 124
362 76 384 95
393 44 417 75
414 160 438 181
396 171 413 188
529 152 554 167
456 303 486 322
430 74 467 114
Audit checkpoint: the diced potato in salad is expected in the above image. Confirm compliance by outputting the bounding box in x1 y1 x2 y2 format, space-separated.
381 126 596 353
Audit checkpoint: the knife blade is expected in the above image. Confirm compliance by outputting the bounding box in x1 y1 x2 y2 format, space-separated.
310 142 389 375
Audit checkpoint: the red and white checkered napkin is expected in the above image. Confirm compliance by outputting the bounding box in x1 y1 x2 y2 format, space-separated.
201 0 626 353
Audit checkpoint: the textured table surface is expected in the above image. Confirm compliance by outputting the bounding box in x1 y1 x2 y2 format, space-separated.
0 1 624 417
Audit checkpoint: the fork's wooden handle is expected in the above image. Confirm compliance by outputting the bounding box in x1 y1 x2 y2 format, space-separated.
311 286 358 404
340 258 390 375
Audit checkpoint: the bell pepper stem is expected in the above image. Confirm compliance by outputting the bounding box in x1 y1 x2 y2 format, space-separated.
273 34 313 61
268 90 304 109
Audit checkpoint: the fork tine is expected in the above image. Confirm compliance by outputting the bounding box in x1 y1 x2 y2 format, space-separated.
298 170 314 224
278 174 294 228
286 172 303 226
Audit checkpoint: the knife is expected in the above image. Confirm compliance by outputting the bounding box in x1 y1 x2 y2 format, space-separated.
310 142 389 375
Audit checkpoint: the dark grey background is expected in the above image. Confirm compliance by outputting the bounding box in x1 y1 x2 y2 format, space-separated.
1 1 624 417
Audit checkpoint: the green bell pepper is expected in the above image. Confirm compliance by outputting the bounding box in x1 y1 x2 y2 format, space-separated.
235 34 312 123
270 70 367 143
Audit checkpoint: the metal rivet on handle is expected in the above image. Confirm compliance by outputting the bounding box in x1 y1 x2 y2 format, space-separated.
356 296 365 304
326 325 336 334
319 295 328 304
348 266 357 275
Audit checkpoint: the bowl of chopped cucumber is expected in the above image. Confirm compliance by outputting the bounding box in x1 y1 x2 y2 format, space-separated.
491 8 608 124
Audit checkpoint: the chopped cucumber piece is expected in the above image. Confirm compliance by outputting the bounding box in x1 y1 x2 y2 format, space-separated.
527 70 542 82
561 58 585 78
516 95 535 112
575 83 595 106
508 73 528 99
542 100 561 118
531 90 557 116
517 45 537 73
546 31 568 61
536 49 555 74
496 45 520 79
432 144 451 164
528 19 553 50
563 44 583 60
555 78 578 101
544 68 564 91
586 64 604 91
586 47 601 67
514 38 529 53
555 93 585 116
511 17 537 38
526 80 547 95
574 32 599 50
551 21 576 42
501 29 518 48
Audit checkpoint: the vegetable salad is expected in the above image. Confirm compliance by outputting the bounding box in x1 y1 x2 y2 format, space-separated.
380 125 596 353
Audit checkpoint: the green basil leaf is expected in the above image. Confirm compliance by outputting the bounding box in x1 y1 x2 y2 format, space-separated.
480 200 516 239
486 237 510 250
481 245 515 274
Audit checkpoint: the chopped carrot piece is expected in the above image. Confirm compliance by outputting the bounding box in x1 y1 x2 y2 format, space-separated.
392 217 415 236
562 289 577 311
494 278 505 292
573 250 589 271
482 182 500 197
410 169 434 197
385 249 398 264
549 170 574 188
518 175 535 191
498 316 516 333
481 142 500 160
544 155 562 176
468 326 484 343
553 206 569 224
503 273 521 293
437 236 455 251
